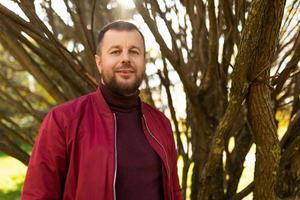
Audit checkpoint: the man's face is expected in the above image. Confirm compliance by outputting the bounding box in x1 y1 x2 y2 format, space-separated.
95 30 146 96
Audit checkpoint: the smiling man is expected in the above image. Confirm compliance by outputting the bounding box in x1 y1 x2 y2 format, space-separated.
95 26 145 96
21 21 182 200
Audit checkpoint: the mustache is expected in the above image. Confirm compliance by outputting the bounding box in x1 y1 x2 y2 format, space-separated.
114 63 135 71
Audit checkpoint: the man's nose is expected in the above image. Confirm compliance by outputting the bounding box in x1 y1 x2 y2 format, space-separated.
121 51 130 63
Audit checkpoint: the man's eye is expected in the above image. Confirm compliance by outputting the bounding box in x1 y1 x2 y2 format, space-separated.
111 50 120 55
130 50 139 55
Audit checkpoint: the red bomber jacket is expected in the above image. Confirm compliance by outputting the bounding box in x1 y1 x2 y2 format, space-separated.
21 87 182 200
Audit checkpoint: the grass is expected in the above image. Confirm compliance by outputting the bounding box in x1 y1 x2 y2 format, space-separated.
0 152 27 200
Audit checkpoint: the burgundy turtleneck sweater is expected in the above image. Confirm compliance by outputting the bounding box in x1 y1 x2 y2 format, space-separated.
100 83 164 200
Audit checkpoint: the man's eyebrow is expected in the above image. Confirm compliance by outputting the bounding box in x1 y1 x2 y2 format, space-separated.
129 45 142 51
107 45 121 50
107 45 142 51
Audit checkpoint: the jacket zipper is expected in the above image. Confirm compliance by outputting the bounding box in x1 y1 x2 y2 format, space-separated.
142 115 171 182
113 113 117 200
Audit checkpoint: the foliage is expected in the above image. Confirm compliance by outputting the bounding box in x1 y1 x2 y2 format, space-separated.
0 152 26 200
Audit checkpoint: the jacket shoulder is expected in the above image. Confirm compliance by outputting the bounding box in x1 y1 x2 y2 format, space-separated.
47 91 97 124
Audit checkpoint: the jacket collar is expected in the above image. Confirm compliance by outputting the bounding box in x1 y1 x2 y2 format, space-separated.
93 86 113 116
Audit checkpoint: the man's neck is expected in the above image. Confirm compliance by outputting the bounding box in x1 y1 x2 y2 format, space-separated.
99 82 140 113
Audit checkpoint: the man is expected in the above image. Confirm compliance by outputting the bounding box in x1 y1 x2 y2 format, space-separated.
22 20 182 200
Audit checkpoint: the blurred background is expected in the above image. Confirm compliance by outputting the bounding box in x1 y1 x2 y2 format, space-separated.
0 0 300 199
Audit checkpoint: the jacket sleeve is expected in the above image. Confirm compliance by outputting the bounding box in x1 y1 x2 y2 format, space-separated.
165 118 182 200
170 135 183 200
21 110 67 200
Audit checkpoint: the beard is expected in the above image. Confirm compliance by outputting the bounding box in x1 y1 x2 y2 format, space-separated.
102 65 145 96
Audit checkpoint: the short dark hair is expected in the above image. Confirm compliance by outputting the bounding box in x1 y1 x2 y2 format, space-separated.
96 20 145 55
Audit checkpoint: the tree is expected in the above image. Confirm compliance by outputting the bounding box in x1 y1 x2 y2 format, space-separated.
134 0 298 199
1 0 300 199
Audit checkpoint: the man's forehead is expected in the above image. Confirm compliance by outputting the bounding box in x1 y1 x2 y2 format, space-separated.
101 30 144 47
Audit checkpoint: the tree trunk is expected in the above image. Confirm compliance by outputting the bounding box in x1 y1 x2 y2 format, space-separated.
246 0 286 199
248 83 280 199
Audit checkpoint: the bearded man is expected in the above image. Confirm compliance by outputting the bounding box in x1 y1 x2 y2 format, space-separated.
22 20 182 200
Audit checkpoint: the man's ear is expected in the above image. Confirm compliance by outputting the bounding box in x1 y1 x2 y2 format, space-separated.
95 54 101 73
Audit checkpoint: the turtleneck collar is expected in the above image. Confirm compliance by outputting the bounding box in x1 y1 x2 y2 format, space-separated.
99 82 140 113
